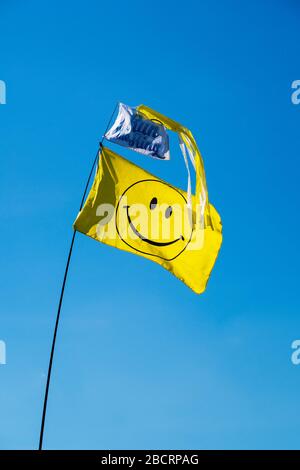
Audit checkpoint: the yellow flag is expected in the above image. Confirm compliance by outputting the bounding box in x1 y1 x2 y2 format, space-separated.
74 146 222 293
74 106 222 293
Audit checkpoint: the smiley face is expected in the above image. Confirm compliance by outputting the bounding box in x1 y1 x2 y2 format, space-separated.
115 179 193 261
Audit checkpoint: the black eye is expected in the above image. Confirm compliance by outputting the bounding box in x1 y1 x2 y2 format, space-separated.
165 206 172 218
150 197 157 210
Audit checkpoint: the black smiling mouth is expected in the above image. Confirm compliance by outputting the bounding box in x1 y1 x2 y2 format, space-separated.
125 206 184 247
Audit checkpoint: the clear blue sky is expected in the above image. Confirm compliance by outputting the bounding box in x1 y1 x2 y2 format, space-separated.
1 0 300 450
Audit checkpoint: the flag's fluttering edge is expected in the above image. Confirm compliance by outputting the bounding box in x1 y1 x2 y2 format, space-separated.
74 104 222 293
105 103 170 160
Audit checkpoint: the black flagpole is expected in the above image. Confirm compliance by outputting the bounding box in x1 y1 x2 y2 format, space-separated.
38 103 118 450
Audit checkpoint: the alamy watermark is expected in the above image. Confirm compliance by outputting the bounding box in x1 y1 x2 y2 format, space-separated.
291 339 300 365
0 340 6 365
291 80 300 105
0 80 6 104
94 199 212 252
